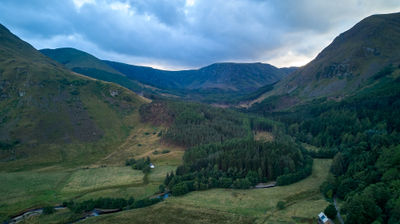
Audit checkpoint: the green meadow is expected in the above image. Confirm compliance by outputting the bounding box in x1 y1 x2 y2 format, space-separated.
77 159 331 224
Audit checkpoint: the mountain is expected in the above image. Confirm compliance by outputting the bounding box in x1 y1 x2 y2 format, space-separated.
248 12 400 109
39 48 149 95
41 48 291 103
40 47 120 74
105 60 289 93
0 24 146 167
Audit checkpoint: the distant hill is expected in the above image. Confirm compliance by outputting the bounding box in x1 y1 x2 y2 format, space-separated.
41 48 291 103
105 60 289 93
40 48 149 95
0 24 146 166
248 12 400 109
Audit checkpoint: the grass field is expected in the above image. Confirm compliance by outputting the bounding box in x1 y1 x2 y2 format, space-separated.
0 121 182 222
0 115 330 224
254 131 274 142
78 159 332 224
0 165 176 221
83 202 255 224
61 167 143 193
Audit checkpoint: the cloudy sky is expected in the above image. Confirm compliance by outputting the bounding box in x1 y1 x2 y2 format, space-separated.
1 0 400 70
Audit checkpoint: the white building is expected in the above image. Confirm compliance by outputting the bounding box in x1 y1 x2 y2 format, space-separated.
318 212 330 224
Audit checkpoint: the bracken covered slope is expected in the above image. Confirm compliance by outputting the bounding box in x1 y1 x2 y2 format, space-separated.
0 24 146 166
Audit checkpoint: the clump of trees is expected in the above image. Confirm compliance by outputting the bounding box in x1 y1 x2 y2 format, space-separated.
276 201 286 210
42 206 55 215
63 197 134 213
125 157 152 173
324 204 336 220
164 139 311 196
63 197 162 214
276 158 313 186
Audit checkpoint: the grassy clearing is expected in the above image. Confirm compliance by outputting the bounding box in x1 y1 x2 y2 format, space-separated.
0 170 69 220
167 159 331 223
254 131 274 142
82 202 255 224
97 123 184 167
0 166 160 221
75 159 331 224
0 162 176 221
61 167 143 193
18 209 80 224
147 165 176 183
76 183 159 202
0 157 178 221
75 165 177 201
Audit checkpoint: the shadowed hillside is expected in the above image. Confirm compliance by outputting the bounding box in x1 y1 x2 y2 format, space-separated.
248 12 400 110
0 24 147 168
41 48 293 103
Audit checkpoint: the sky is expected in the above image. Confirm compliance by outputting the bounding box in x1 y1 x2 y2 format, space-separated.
1 0 400 70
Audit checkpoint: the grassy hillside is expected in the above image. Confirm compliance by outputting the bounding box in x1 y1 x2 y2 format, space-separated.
40 48 149 96
40 47 292 103
247 12 400 109
40 48 120 74
107 60 290 103
0 24 147 170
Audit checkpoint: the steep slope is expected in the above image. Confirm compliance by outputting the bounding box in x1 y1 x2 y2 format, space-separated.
102 60 181 90
106 61 288 93
40 48 148 95
0 24 146 167
42 48 291 103
185 62 285 92
250 12 400 109
40 48 120 74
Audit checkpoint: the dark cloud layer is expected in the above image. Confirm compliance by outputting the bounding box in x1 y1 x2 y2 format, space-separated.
1 0 400 69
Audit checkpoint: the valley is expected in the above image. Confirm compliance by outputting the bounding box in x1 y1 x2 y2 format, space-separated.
0 8 399 224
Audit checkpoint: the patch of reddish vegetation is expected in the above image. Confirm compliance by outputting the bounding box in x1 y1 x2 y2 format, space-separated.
139 101 174 126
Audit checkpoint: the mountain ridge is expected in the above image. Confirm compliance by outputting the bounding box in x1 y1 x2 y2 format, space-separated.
0 23 146 166
40 48 293 103
246 12 400 109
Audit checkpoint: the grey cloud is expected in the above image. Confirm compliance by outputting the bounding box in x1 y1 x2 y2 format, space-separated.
0 0 399 69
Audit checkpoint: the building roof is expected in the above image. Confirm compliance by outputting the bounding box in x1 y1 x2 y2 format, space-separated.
318 212 329 223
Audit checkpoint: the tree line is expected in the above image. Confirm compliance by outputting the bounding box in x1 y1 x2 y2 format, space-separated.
252 70 400 224
140 100 252 147
63 196 162 214
163 139 312 196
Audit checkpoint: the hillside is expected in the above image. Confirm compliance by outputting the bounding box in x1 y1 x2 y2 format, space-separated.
40 48 121 74
0 24 147 168
39 48 150 96
41 48 291 103
247 12 400 224
106 60 289 93
248 12 400 109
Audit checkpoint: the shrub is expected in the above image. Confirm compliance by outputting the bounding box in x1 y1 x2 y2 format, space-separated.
159 184 165 193
42 206 55 215
172 182 189 196
276 201 285 210
125 158 136 166
324 204 337 219
161 149 170 154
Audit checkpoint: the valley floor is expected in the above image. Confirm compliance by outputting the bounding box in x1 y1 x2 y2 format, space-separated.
0 118 331 224
0 123 183 222
78 159 331 224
